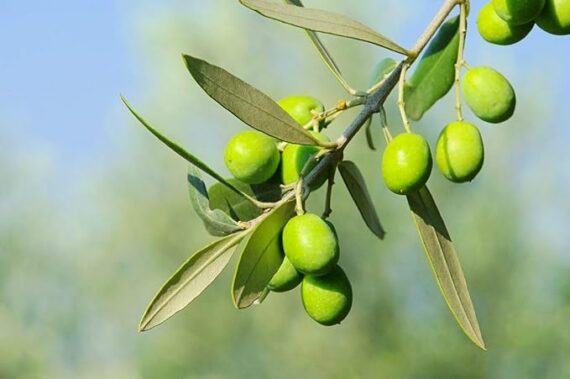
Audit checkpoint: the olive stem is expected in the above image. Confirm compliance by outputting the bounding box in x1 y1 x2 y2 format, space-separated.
454 1 468 122
294 180 306 215
397 62 412 133
322 166 336 219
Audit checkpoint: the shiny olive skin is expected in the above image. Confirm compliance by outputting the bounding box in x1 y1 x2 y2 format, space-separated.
382 133 433 195
301 265 353 326
462 66 516 124
278 95 325 128
224 131 280 184
280 131 329 189
436 121 485 183
537 0 570 34
268 256 303 293
282 213 339 276
477 2 534 45
492 0 546 25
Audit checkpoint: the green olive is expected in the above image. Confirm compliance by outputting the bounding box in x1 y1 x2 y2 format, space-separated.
224 131 280 184
537 0 570 34
268 256 303 292
282 213 339 276
462 66 516 124
382 133 432 195
278 95 325 128
477 2 534 45
301 265 353 326
436 121 485 183
281 131 329 189
492 0 546 25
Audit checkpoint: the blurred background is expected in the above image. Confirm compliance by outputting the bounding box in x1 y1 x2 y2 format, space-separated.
1 0 570 378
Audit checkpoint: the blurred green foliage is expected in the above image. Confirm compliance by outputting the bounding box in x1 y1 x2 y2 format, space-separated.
1 1 570 378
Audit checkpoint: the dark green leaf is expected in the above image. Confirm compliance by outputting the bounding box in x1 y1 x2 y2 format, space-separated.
208 179 282 222
121 96 250 199
183 55 316 145
338 161 385 240
232 200 295 309
240 0 409 55
404 16 460 121
364 115 375 150
407 186 486 350
139 231 248 331
187 166 243 236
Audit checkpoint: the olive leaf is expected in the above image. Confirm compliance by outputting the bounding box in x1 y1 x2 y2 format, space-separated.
187 166 243 236
208 179 282 222
183 55 316 145
407 186 486 350
239 0 409 55
122 96 253 200
364 116 375 150
139 231 249 332
232 200 295 309
404 16 460 121
338 161 385 240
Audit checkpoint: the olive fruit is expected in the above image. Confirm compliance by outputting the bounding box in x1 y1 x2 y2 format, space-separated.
462 66 516 124
436 121 485 183
382 133 432 195
278 95 325 128
477 2 534 45
282 213 339 276
537 0 570 35
301 265 353 326
224 131 280 184
268 256 303 292
492 0 546 25
281 131 329 189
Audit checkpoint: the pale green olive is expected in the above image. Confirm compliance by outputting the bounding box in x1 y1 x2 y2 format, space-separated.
301 265 353 326
537 0 570 34
436 121 485 183
478 2 534 45
462 66 516 124
224 131 280 184
382 133 432 195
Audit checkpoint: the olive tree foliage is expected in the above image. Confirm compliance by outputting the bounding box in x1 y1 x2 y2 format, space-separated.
122 0 565 350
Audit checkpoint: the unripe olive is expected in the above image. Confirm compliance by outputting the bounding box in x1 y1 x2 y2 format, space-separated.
301 265 353 326
224 131 280 184
436 121 485 183
268 256 303 292
382 133 432 195
536 0 570 35
462 66 516 124
492 0 546 25
278 95 325 128
477 2 534 45
281 131 329 189
282 213 339 276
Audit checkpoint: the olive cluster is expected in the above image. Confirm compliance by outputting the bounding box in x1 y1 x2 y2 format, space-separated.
478 0 570 45
224 96 353 326
382 66 516 192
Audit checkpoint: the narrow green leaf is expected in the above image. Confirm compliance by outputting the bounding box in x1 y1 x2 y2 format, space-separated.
121 96 251 199
139 231 248 332
187 166 243 236
364 115 375 150
338 161 385 240
182 55 316 145
208 179 282 222
232 200 295 309
407 186 486 350
404 16 460 121
240 0 409 55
